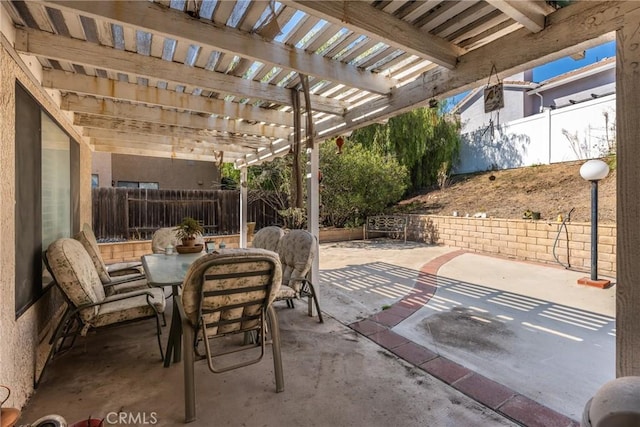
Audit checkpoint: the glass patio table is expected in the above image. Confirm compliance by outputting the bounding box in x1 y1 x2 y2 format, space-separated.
142 252 204 367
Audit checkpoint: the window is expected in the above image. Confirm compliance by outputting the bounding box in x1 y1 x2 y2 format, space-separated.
41 112 71 250
117 181 159 189
15 82 79 317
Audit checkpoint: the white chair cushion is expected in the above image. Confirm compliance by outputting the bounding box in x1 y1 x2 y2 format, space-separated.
93 288 165 328
252 226 285 252
74 224 110 284
277 230 316 296
47 238 106 322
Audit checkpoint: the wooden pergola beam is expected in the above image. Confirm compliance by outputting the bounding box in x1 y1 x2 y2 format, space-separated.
84 128 257 154
62 94 292 140
14 27 346 115
485 0 554 33
43 70 295 128
91 141 224 162
75 113 273 148
41 0 396 95
285 0 464 68
312 1 630 141
616 8 640 377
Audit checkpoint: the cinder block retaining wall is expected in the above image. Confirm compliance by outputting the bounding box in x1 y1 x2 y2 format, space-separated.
99 235 242 264
407 214 617 276
100 217 617 277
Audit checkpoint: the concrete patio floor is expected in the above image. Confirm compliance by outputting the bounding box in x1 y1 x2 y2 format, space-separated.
18 239 615 427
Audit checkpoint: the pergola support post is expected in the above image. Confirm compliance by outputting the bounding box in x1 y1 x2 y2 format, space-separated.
616 10 640 377
307 141 320 317
240 167 248 248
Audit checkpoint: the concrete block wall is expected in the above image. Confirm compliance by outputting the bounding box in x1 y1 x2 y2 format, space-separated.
407 214 617 276
98 227 365 264
99 235 243 264
99 220 617 277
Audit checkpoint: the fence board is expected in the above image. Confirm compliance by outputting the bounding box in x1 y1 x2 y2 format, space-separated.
92 188 282 241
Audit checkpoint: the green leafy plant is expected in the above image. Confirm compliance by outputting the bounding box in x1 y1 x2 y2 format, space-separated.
279 207 307 229
349 106 461 193
174 217 204 240
320 142 408 228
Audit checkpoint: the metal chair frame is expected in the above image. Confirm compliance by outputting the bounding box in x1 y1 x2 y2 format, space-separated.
37 249 164 388
179 254 284 423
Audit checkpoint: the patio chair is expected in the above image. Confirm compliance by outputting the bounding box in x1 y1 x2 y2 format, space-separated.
151 227 204 254
251 226 285 252
74 223 148 294
41 238 166 384
151 227 180 254
178 248 284 423
275 229 323 323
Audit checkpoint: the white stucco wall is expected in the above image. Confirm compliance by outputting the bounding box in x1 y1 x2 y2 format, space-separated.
456 94 616 174
1 10 92 409
549 95 616 163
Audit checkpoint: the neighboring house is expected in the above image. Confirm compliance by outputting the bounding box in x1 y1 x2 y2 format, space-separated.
453 57 616 174
92 152 221 190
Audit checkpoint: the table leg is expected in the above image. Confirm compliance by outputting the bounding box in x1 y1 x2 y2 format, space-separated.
163 285 183 367
172 295 182 363
183 320 196 422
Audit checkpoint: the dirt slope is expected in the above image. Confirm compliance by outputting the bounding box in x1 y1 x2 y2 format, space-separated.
393 161 616 224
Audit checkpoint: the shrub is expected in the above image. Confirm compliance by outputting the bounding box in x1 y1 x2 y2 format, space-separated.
320 142 408 227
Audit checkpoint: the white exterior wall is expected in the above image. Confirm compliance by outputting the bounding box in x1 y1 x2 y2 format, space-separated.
456 94 616 173
549 96 616 162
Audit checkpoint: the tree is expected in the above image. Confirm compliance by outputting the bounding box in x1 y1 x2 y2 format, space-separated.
320 142 408 227
349 106 461 192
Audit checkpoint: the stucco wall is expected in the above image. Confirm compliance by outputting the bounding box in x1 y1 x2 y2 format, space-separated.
91 151 112 188
407 214 616 277
111 154 220 190
0 26 90 409
457 95 616 174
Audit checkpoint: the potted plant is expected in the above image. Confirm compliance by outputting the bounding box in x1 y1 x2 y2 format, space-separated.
174 217 204 247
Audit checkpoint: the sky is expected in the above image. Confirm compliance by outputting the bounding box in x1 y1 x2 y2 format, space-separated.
445 40 616 110
533 40 615 82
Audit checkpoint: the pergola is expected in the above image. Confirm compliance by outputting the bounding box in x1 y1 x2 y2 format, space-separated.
2 0 640 380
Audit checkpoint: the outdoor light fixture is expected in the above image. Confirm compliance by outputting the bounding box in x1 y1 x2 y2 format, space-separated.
578 159 611 288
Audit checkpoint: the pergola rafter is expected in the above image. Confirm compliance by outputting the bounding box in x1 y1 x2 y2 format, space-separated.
5 0 631 167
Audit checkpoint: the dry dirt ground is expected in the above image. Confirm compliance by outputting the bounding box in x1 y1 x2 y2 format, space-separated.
394 160 616 224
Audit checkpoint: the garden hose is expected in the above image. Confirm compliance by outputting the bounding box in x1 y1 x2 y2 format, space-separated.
552 207 575 269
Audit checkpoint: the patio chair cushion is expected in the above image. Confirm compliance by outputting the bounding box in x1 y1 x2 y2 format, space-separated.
46 238 106 322
92 289 165 328
74 224 110 284
277 230 316 296
47 238 165 329
181 248 282 335
152 227 204 254
151 227 181 254
108 276 150 294
252 226 285 253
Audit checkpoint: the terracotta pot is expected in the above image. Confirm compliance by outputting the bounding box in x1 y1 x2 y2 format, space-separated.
182 237 197 247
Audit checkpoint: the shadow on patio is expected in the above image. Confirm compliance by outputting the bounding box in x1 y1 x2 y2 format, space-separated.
19 296 513 426
20 239 614 426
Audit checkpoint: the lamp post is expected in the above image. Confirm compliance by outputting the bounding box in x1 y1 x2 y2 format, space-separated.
578 159 611 288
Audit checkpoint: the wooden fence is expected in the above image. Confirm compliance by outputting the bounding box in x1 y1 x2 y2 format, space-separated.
92 188 282 240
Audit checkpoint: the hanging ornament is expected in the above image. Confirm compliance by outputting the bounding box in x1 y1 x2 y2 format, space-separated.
484 64 504 113
335 136 345 154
